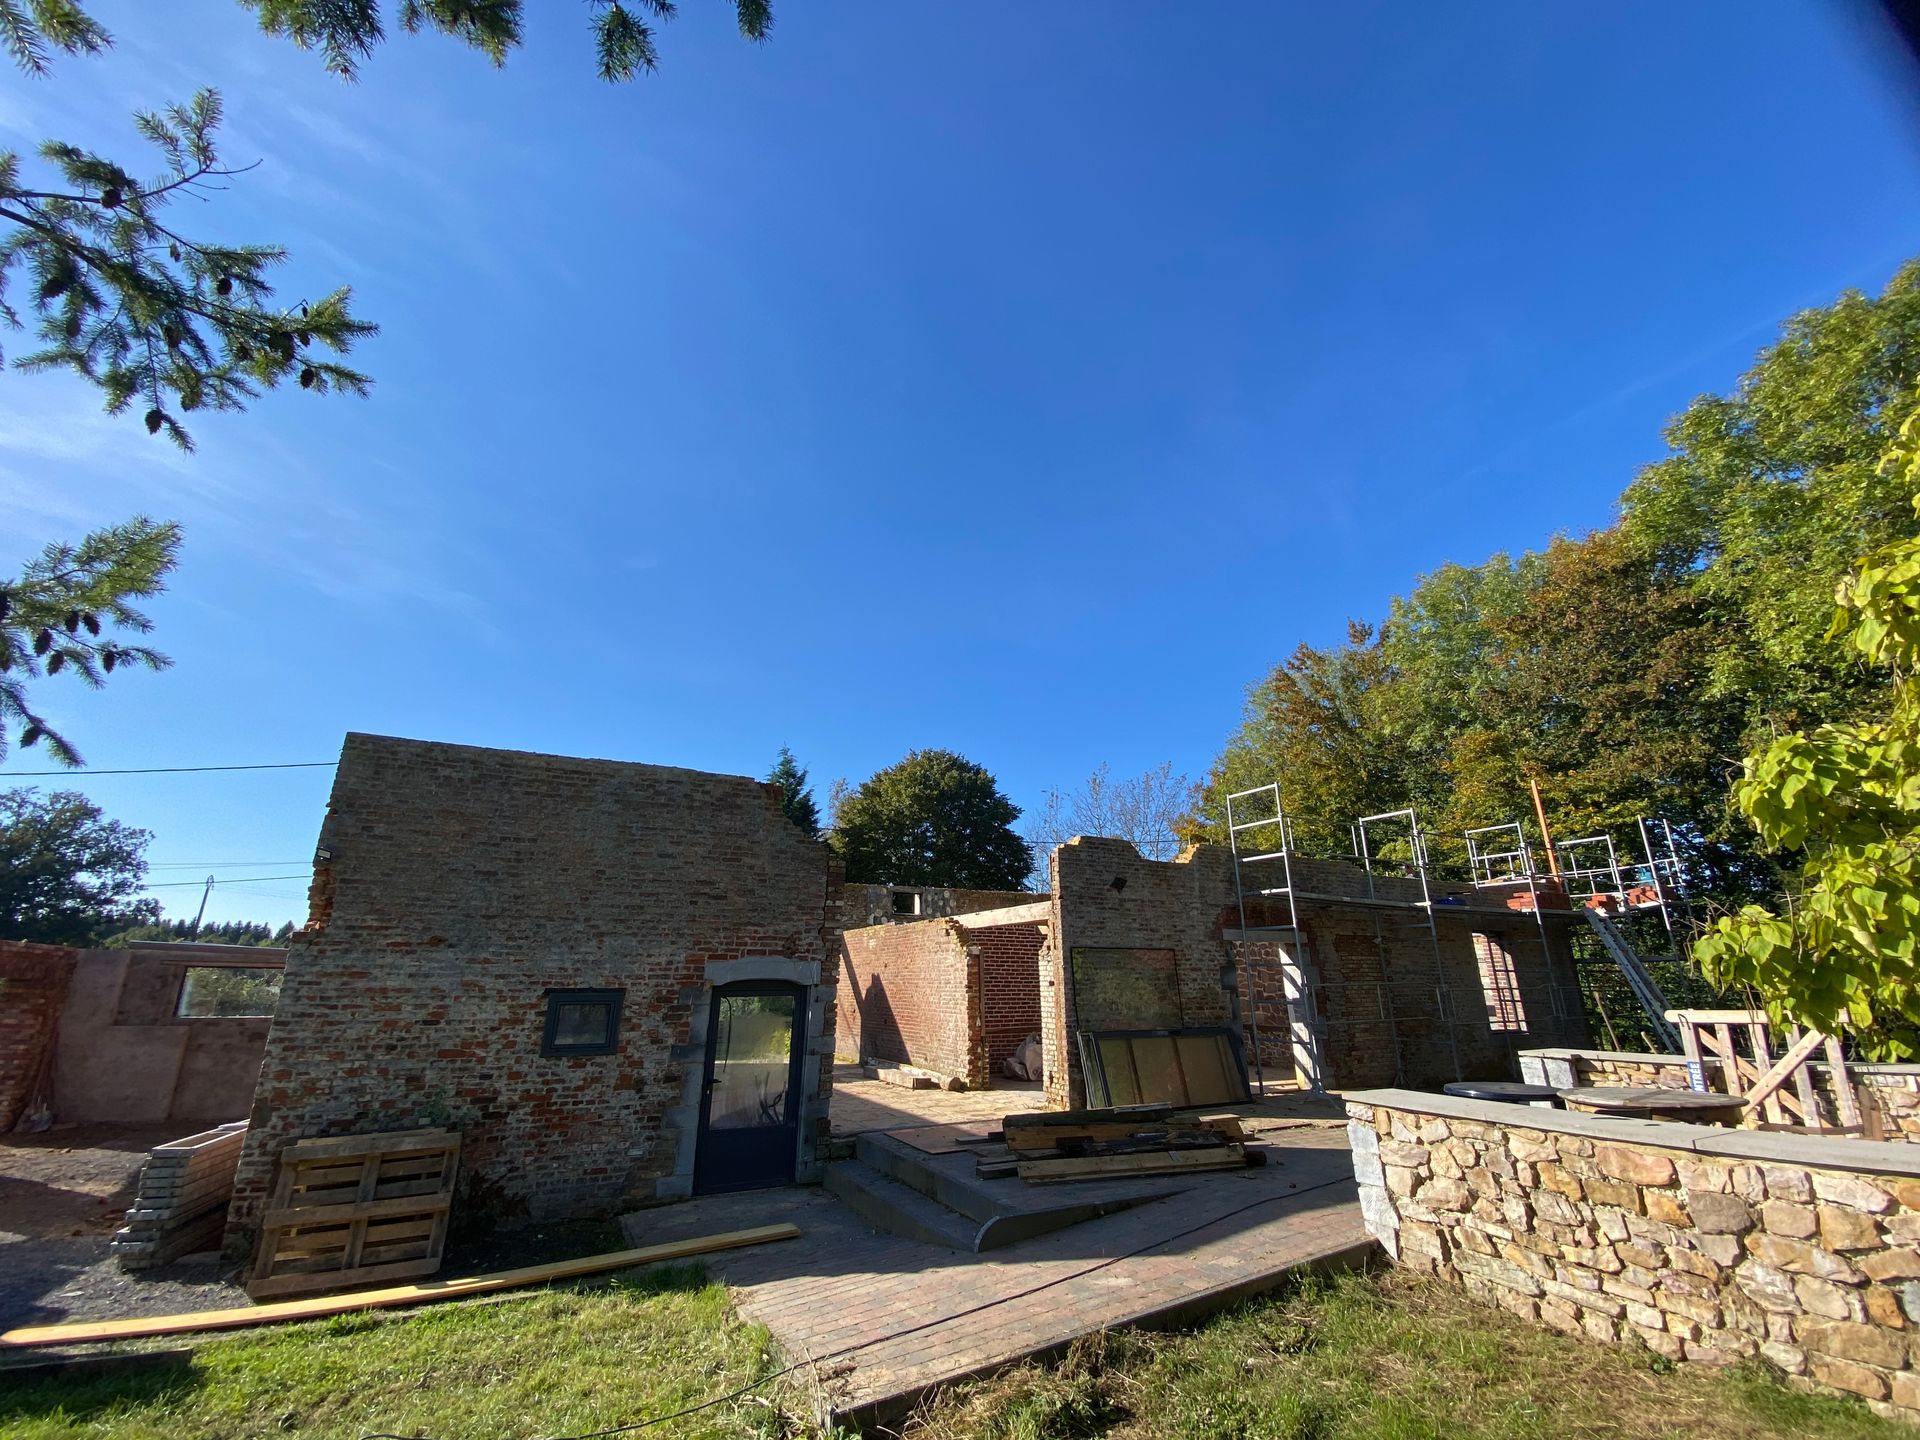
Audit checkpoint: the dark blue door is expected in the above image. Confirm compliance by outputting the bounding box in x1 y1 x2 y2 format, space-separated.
693 982 805 1194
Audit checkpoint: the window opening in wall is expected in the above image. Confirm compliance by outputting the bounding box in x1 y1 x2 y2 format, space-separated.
542 988 625 1055
891 890 921 917
176 966 282 1018
1472 933 1528 1033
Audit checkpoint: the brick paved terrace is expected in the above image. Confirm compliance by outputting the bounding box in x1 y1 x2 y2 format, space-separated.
623 1098 1367 1428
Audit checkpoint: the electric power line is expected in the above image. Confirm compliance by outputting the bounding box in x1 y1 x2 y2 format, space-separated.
0 761 336 777
141 874 312 888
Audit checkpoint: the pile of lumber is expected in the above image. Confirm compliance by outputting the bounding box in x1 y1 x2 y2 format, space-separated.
111 1121 248 1271
980 1105 1250 1183
249 1127 459 1300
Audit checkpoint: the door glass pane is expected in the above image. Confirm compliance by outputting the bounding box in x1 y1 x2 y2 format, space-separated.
708 993 796 1130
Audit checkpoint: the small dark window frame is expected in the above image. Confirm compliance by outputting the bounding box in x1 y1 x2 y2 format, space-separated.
541 988 625 1057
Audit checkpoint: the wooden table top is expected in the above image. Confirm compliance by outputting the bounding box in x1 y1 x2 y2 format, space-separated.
1557 1085 1745 1118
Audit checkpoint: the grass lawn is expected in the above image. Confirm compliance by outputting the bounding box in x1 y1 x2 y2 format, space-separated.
904 1268 1915 1440
0 1264 1910 1440
0 1266 804 1440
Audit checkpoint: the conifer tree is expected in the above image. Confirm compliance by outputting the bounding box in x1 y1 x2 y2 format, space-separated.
829 750 1032 889
1 1 773 442
1 516 180 765
767 745 820 838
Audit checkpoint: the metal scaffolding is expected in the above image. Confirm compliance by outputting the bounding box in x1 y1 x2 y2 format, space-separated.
1350 808 1463 1084
1224 783 1321 1092
1462 820 1575 1038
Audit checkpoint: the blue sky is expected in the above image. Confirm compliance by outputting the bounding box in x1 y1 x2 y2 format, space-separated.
4 2 1917 926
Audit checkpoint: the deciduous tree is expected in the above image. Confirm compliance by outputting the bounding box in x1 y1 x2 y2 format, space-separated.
0 786 157 944
829 749 1031 890
1027 762 1195 877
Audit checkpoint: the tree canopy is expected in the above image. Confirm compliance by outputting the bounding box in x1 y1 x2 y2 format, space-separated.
766 745 819 839
1194 261 1920 902
1692 390 1920 1061
1 1 773 443
1027 762 1197 873
1 516 180 765
0 786 157 944
829 749 1032 890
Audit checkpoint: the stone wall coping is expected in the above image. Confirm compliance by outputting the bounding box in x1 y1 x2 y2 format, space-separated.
951 902 1052 930
1515 1044 1920 1079
1514 1046 1695 1065
1345 1087 1920 1178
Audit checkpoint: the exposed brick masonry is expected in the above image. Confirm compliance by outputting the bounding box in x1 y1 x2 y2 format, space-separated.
0 939 77 1130
229 733 840 1236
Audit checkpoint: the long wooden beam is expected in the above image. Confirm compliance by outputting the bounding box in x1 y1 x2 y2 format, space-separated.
1 1223 799 1350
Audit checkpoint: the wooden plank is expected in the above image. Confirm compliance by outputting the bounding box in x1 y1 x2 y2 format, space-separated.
1712 1025 1740 1095
1664 1009 1769 1025
2 1225 802 1348
1739 1027 1827 1119
1016 1144 1247 1183
1001 1105 1173 1129
261 1194 453 1230
1825 1035 1862 1128
283 1130 453 1161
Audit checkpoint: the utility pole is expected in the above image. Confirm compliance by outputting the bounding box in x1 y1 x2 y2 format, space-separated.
190 874 214 937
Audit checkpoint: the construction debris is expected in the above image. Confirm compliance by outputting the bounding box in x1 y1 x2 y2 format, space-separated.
983 1106 1252 1183
111 1121 247 1271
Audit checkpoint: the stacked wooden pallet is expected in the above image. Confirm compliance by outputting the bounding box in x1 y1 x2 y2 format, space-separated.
111 1121 248 1271
248 1128 459 1300
980 1105 1250 1183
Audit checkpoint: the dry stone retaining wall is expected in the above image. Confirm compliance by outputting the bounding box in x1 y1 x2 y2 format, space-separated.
1347 1087 1920 1425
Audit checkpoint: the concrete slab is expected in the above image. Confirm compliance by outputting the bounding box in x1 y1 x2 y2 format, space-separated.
620 1125 1369 1427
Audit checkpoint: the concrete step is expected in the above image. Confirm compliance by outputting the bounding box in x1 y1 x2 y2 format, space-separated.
853 1131 1178 1250
823 1160 984 1252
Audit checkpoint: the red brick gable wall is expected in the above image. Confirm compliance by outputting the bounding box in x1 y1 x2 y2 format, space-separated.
229 733 839 1234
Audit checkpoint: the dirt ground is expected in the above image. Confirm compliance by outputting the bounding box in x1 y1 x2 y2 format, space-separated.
0 1123 247 1333
0 1126 643 1336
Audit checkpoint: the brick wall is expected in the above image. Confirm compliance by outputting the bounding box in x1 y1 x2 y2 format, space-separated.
1349 1088 1920 1425
837 917 978 1083
975 921 1044 1072
1043 838 1588 1106
0 940 77 1130
229 733 839 1235
840 884 1039 929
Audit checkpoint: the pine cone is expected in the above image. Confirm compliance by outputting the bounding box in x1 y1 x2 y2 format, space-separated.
33 629 52 655
64 611 80 634
46 652 64 675
145 409 164 434
101 186 122 209
217 276 234 297
102 648 117 673
299 366 316 389
21 725 40 748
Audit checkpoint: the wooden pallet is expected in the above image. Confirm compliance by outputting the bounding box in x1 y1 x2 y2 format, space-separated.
249 1128 459 1300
